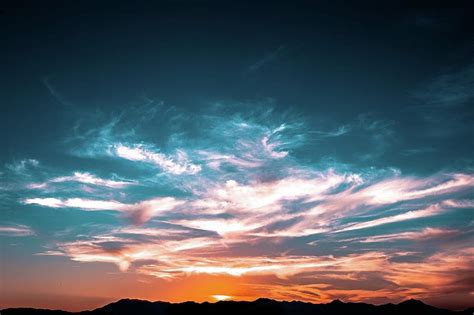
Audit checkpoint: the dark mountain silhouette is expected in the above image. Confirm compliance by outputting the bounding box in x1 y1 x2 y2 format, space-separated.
2 298 473 315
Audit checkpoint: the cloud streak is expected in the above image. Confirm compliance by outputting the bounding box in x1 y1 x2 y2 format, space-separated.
336 205 444 232
114 144 201 175
27 172 135 189
0 224 35 237
23 197 185 224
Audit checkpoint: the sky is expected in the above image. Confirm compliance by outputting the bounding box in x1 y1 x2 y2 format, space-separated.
1 0 474 312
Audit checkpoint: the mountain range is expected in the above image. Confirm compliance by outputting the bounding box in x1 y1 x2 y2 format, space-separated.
3 298 474 315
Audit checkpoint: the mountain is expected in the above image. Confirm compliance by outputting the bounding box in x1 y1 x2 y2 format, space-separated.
2 298 473 315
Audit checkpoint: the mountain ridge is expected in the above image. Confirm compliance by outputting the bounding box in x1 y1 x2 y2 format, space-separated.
2 298 473 315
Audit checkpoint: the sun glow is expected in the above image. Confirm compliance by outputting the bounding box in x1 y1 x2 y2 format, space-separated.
212 295 232 301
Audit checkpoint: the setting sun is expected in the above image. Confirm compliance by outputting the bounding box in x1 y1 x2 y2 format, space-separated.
212 295 232 302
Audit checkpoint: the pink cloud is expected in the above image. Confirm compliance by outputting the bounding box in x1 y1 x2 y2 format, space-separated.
0 224 35 237
261 135 288 159
442 199 474 208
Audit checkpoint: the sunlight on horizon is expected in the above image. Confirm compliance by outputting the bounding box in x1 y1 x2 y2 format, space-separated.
212 295 232 301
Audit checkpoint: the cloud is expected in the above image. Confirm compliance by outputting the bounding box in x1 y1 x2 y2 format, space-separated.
246 45 287 72
171 218 262 236
245 247 473 304
328 180 474 235
42 76 75 108
307 173 474 217
308 125 350 138
22 197 185 224
40 230 224 272
195 120 304 173
0 224 35 237
11 104 474 306
27 172 135 189
22 171 474 232
414 63 474 108
51 230 387 277
442 199 474 208
409 62 474 141
353 227 458 243
62 104 308 182
23 197 124 210
261 124 290 159
114 144 201 175
336 205 443 232
400 147 436 156
39 224 473 307
199 151 264 170
200 171 350 214
5 159 39 173
355 114 395 161
125 197 186 224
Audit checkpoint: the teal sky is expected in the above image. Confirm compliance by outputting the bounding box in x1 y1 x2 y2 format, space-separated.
1 1 473 311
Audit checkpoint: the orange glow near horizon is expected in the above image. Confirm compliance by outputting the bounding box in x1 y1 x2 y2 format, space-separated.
2 248 473 312
212 295 232 301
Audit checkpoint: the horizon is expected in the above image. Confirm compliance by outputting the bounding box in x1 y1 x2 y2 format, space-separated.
3 296 470 312
1 0 473 312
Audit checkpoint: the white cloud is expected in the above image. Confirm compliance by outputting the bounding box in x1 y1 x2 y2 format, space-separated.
114 144 201 175
27 172 135 189
356 227 458 243
336 205 443 232
22 196 185 224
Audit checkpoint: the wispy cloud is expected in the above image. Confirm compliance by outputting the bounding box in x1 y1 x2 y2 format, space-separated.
23 197 185 224
0 224 35 237
308 125 350 138
400 147 436 156
10 104 474 305
246 45 287 73
335 205 443 232
27 172 136 189
5 159 39 173
409 62 474 141
442 199 474 208
414 63 474 108
39 227 473 306
113 144 201 175
22 169 474 233
356 227 458 243
23 197 125 209
246 248 473 304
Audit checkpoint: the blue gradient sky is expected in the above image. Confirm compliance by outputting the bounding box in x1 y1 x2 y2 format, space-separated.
1 1 473 311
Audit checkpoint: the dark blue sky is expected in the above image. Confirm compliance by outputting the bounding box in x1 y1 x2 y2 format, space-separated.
1 1 473 311
2 1 474 173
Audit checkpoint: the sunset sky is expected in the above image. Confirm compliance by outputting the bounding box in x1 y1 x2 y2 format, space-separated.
1 0 473 312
